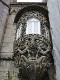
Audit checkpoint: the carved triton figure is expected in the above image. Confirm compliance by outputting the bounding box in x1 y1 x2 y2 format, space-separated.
13 34 54 80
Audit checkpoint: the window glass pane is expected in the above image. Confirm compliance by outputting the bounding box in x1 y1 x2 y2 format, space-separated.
38 22 41 34
26 18 41 34
34 21 38 34
26 22 33 34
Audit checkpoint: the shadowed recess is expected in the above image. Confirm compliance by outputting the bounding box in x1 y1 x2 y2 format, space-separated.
14 5 48 23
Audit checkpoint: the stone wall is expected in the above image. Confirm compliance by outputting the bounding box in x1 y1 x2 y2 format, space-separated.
0 0 10 53
0 1 18 80
43 0 47 2
47 0 60 80
0 61 19 80
0 8 18 80
1 14 16 59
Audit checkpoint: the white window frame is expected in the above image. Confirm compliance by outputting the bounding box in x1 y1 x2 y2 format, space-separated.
26 18 41 34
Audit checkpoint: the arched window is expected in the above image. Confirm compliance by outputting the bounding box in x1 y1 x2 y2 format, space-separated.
26 18 41 34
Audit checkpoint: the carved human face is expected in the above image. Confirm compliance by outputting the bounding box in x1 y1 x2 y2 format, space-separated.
25 35 40 51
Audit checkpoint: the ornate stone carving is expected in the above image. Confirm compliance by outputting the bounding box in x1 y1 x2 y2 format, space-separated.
13 11 55 80
13 34 54 80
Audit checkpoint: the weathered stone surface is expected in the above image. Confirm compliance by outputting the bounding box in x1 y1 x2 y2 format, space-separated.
1 53 13 58
1 43 13 52
6 24 16 30
7 15 15 24
1 14 16 58
0 1 10 52
43 0 47 2
3 0 11 5
4 29 16 38
0 61 19 80
3 37 15 43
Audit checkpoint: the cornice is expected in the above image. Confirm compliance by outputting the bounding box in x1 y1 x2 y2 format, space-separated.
10 2 47 5
10 2 47 15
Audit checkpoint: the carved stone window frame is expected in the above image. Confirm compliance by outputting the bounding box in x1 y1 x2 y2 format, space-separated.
16 11 50 40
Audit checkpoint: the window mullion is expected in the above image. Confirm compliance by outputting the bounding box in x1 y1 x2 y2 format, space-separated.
32 22 34 34
26 22 28 34
38 22 40 34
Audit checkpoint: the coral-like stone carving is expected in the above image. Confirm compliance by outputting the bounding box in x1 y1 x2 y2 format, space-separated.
13 11 55 80
13 34 54 80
